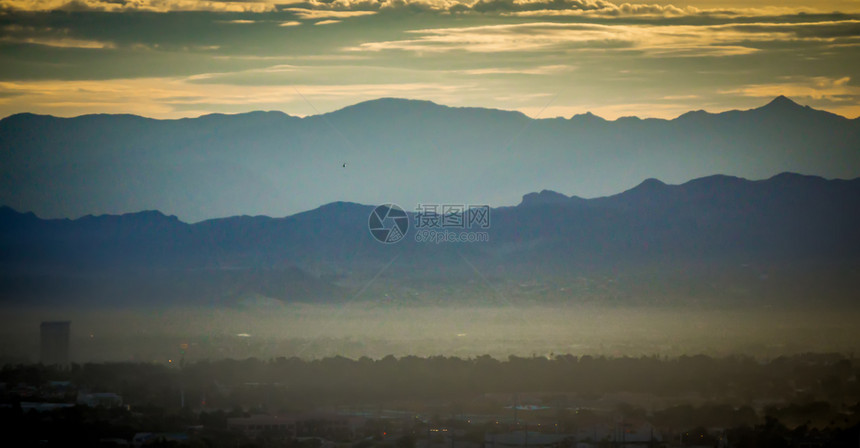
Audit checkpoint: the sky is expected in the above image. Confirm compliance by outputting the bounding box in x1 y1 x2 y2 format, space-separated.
0 0 859 120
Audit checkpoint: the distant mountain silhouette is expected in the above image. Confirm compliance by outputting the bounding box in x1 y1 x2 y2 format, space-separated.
2 97 859 222
518 190 586 207
2 173 858 307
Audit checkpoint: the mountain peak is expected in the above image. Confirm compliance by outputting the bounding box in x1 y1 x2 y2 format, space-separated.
762 95 804 110
0 205 38 220
570 111 607 122
611 178 670 200
330 97 442 115
636 178 667 189
674 109 711 122
194 110 290 120
519 190 583 207
77 209 181 224
766 171 827 186
325 97 531 122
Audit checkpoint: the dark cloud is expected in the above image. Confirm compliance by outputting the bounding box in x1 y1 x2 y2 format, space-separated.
750 19 860 38
471 0 609 13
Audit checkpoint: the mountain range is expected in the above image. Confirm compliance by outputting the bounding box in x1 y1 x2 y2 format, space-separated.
1 172 858 308
1 96 859 222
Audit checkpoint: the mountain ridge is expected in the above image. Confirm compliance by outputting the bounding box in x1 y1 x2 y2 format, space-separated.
2 95 856 123
2 171 859 307
3 96 860 222
3 171 856 223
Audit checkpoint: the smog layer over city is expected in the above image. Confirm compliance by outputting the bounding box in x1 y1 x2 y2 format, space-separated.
1 0 860 446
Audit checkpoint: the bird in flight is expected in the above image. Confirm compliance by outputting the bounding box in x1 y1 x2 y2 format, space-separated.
343 163 347 168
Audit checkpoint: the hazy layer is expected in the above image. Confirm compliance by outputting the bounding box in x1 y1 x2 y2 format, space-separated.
2 301 859 364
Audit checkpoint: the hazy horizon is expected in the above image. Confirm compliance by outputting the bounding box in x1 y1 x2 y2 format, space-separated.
4 302 860 363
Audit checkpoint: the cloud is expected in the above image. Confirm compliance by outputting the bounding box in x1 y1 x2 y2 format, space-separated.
457 64 576 75
0 24 116 49
1 0 276 12
286 8 377 19
0 35 116 49
1 0 853 16
1 2 858 122
288 0 853 17
661 94 701 100
185 64 299 83
346 19 860 56
469 0 695 16
720 76 860 101
495 2 829 18
314 19 342 25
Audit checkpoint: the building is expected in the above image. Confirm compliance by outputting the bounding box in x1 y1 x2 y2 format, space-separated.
40 321 70 366
227 415 298 439
485 431 574 448
228 413 367 441
78 391 124 408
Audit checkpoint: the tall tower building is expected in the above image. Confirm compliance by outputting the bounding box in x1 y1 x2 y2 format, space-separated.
40 321 70 366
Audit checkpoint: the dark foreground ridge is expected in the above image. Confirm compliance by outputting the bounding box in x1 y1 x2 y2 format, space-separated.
1 354 859 447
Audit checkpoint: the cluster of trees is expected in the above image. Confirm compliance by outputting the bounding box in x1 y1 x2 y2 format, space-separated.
1 401 859 448
2 352 860 448
2 353 857 408
180 352 854 403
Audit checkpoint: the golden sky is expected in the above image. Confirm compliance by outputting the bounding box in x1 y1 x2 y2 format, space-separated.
1 0 859 119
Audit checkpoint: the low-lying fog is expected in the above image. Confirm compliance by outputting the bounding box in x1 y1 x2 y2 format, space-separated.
3 299 859 363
